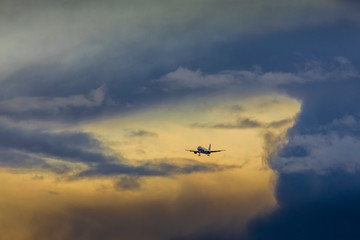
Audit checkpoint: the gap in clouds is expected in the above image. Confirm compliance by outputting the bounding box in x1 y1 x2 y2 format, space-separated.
161 57 360 239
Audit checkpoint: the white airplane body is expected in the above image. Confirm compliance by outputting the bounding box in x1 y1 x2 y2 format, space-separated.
186 144 225 156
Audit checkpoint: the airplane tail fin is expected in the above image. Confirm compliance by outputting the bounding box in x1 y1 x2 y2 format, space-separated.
208 144 211 151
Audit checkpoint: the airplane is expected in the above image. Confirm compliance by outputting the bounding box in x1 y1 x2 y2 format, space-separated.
186 144 225 156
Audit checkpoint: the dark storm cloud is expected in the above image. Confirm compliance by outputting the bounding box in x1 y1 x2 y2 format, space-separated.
277 144 309 158
283 80 360 137
243 171 360 240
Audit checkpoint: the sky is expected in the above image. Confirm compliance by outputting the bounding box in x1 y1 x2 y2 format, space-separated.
1 0 360 239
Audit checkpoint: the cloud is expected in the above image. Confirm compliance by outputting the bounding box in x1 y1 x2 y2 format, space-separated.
114 175 142 191
243 171 360 240
270 134 360 173
0 85 106 121
0 148 47 169
158 57 357 92
0 122 117 166
260 57 358 85
79 159 239 178
265 66 360 174
0 85 105 111
124 129 158 138
158 66 237 89
267 118 294 128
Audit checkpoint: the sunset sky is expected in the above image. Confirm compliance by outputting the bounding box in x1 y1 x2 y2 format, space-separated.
1 1 360 239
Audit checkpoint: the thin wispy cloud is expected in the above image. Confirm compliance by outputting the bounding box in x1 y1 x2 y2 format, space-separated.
190 117 293 129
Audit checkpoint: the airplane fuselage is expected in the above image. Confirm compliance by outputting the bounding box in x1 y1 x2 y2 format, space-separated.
197 146 211 155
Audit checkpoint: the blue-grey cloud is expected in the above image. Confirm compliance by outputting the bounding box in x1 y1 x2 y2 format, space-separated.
79 159 238 178
0 1 359 127
0 17 358 126
0 85 107 122
0 122 115 164
268 77 360 173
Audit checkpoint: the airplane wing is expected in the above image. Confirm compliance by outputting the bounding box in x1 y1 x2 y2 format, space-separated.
209 150 225 153
185 150 198 153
